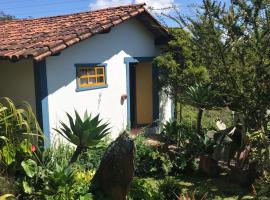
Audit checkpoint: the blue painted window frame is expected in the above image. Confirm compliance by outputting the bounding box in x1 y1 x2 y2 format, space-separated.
75 63 108 92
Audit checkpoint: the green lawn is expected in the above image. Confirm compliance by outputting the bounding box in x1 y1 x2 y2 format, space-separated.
179 104 233 129
137 173 254 200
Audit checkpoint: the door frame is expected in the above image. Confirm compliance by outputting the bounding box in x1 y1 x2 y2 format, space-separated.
124 57 159 129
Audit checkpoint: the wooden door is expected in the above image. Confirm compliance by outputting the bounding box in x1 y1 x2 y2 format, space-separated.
135 62 153 125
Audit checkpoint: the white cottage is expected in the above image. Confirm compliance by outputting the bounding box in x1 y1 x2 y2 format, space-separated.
0 4 173 143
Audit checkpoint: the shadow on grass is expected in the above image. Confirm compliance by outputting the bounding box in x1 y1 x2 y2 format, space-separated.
139 172 254 200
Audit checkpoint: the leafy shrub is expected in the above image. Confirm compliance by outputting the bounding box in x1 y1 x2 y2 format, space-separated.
42 143 74 169
20 158 94 200
161 120 180 145
249 130 270 199
0 98 43 174
134 135 172 177
177 191 207 200
0 176 19 196
247 130 270 173
158 177 181 200
76 138 109 170
170 153 199 176
135 129 202 177
128 178 158 200
75 169 95 183
254 174 270 199
159 120 204 175
19 142 98 199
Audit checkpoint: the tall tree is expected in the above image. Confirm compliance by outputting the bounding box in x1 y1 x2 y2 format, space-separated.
164 0 270 132
153 28 210 120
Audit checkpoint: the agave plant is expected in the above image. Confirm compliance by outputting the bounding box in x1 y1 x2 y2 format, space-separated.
54 111 110 164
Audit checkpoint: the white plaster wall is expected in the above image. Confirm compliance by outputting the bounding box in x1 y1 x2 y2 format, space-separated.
159 89 173 124
0 59 36 113
46 18 172 141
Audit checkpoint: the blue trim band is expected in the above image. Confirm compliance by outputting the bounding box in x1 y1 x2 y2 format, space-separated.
152 63 159 123
124 57 154 64
75 63 108 92
125 60 131 129
34 60 50 147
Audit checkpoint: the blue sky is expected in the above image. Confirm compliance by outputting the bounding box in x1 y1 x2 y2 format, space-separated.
1 0 230 26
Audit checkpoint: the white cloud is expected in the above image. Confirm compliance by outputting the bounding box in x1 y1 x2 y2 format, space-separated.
89 0 175 14
89 0 133 10
136 0 175 13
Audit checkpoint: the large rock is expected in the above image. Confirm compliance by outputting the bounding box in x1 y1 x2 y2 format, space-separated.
91 132 135 200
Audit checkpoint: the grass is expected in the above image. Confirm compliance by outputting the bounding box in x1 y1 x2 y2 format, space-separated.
178 104 233 129
137 173 254 200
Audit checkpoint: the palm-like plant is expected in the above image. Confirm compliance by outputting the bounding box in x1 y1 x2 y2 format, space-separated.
54 111 110 164
183 83 214 137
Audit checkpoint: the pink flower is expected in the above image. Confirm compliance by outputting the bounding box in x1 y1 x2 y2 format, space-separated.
31 144 36 152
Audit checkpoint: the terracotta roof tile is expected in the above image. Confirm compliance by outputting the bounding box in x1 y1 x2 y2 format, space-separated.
0 3 168 61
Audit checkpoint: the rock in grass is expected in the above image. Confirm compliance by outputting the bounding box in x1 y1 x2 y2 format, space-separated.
91 132 135 200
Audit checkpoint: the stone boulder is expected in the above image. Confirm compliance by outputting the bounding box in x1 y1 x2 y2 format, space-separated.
91 132 135 200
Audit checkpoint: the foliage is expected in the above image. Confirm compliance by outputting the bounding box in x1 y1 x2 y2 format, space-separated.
41 143 74 170
254 173 270 199
76 138 109 170
183 83 219 136
247 130 270 174
74 169 95 183
54 111 110 164
247 129 270 197
134 135 172 177
0 98 43 174
0 176 19 197
158 177 181 200
184 83 215 110
181 104 232 130
131 174 252 200
18 143 97 200
0 194 16 200
177 191 207 200
153 28 209 119
170 0 270 131
20 158 94 200
128 178 158 200
160 119 208 174
21 159 38 178
135 129 202 177
161 120 180 145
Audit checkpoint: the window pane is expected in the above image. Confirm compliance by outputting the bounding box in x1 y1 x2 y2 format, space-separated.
97 76 104 83
97 68 104 75
80 69 88 77
88 68 95 75
89 77 96 84
80 78 88 85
